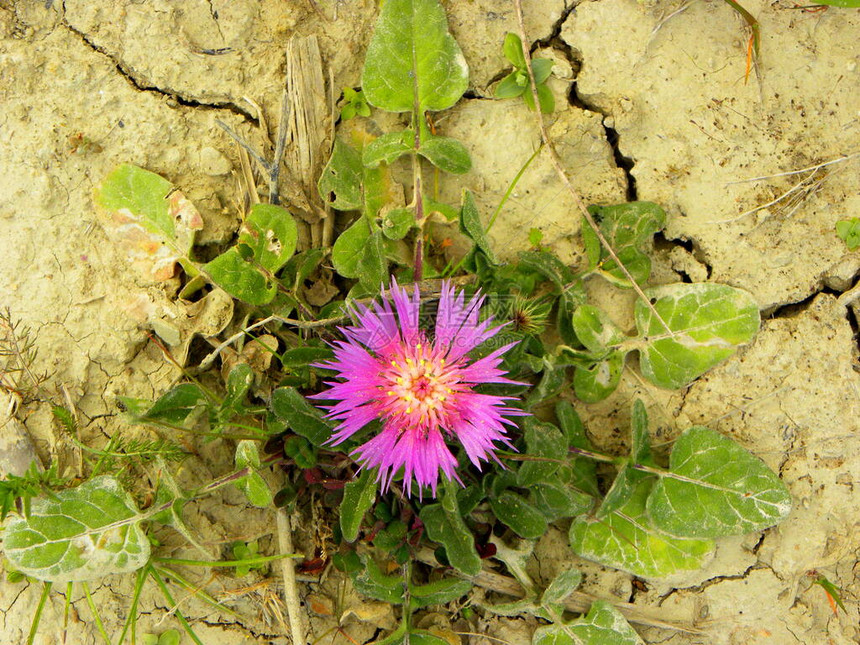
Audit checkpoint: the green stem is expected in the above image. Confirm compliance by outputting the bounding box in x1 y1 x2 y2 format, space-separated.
722 0 760 55
487 144 543 233
154 553 300 568
81 581 111 645
149 568 205 645
27 582 51 645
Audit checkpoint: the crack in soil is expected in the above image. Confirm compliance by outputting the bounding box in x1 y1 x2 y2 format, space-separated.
658 562 768 606
59 8 256 123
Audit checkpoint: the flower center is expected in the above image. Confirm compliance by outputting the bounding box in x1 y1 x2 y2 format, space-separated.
381 342 458 420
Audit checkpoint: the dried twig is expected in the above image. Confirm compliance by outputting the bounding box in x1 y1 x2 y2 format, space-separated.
277 507 308 644
511 0 674 337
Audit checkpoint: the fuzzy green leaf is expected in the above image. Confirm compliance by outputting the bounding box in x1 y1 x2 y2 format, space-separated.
518 418 566 488
351 553 405 604
490 491 548 539
572 305 626 354
459 190 495 261
142 383 208 424
363 130 414 168
573 352 623 403
532 600 645 645
382 208 415 240
318 138 363 210
582 202 666 286
332 218 373 279
418 135 472 174
836 217 860 251
646 426 791 537
270 387 333 447
420 483 482 576
357 231 388 290
340 470 378 542
362 0 468 113
636 283 760 389
570 478 714 578
410 577 472 608
4 476 150 583
495 71 526 99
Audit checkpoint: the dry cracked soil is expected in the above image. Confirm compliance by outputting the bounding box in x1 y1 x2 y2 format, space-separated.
1 1 859 644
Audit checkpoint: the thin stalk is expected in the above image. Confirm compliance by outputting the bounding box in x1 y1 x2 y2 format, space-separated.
149 568 205 645
81 582 111 645
62 581 72 644
153 566 243 619
512 0 674 338
486 143 543 233
27 582 51 645
116 566 149 645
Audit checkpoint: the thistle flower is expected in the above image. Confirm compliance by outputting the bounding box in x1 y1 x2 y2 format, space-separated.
312 280 525 497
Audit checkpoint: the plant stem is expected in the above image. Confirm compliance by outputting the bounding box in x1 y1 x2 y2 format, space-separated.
27 582 51 645
412 155 426 282
81 582 111 645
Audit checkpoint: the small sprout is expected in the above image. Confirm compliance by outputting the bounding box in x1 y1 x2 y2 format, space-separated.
142 629 181 645
528 227 543 248
495 33 555 113
809 570 846 616
339 87 371 121
231 540 266 577
836 217 860 250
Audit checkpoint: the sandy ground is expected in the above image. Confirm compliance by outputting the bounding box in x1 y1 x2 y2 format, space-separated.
1 0 858 643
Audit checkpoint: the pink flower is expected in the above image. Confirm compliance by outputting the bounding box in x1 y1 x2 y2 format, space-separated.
312 280 525 497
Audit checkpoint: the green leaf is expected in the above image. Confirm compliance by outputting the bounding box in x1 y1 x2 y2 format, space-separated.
142 383 208 424
410 577 472 608
382 208 415 240
420 482 482 576
270 387 333 447
630 399 653 465
357 231 388 290
811 0 860 6
490 491 548 539
459 190 495 261
531 58 554 84
235 440 262 469
283 436 317 469
318 138 363 210
541 568 582 610
3 476 151 583
573 352 624 403
236 472 273 508
351 554 405 604
595 466 648 519
332 218 372 279
362 0 468 113
495 71 526 99
203 248 276 306
503 32 526 69
532 482 593 522
517 419 566 487
570 478 714 578
95 164 203 281
572 305 626 353
418 135 472 174
532 600 645 645
340 470 378 542
221 363 253 417
646 426 791 537
582 202 666 286
836 217 860 250
238 203 298 273
635 283 761 389
517 250 575 290
281 346 333 367
523 82 556 114
555 401 600 497
363 130 414 168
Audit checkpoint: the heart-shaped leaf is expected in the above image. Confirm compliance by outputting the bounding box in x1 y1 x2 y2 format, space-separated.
635 283 760 389
646 426 791 537
418 134 471 174
203 248 276 306
238 203 298 273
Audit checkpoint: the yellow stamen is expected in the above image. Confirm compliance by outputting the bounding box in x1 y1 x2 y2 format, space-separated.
386 391 393 396
406 407 412 414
